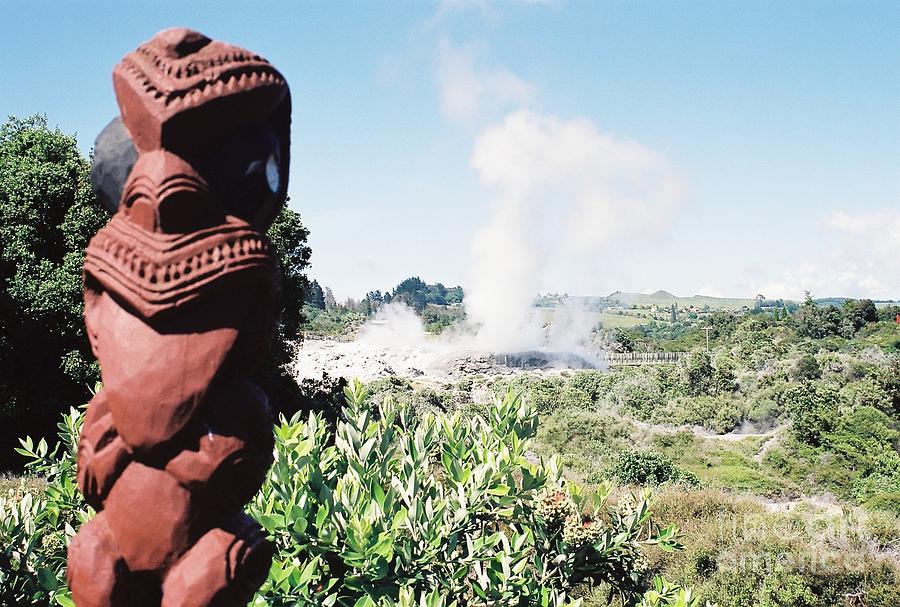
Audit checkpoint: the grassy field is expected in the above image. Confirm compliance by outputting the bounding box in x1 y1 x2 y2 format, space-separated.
597 312 655 328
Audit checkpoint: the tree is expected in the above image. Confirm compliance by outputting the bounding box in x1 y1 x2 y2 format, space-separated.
265 205 312 340
842 299 878 335
305 279 325 310
323 286 336 309
254 205 314 420
0 115 106 470
685 350 714 397
781 383 840 446
712 355 737 394
792 354 821 382
795 292 840 339
612 328 635 353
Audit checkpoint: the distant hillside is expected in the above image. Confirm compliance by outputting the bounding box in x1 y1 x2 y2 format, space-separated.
814 297 900 308
607 290 759 310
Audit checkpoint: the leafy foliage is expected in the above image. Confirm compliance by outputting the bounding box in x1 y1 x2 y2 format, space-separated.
253 382 691 606
612 451 699 488
0 115 106 470
0 403 90 607
2 385 706 607
391 277 463 311
0 117 317 466
778 383 839 446
253 205 316 420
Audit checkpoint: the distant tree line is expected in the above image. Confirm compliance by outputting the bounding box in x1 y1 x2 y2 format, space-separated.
304 276 464 316
795 292 894 339
299 276 466 336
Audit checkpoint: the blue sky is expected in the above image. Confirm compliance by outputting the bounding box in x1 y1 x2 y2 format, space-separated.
2 1 898 301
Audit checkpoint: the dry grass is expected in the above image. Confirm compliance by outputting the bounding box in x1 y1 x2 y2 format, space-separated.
645 487 900 607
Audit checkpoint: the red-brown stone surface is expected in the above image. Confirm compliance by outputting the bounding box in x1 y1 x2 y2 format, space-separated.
68 27 290 606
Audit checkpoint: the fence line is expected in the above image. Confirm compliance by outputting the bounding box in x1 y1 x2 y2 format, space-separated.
601 351 686 365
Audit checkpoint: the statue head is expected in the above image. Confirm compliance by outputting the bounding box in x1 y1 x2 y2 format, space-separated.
92 27 291 230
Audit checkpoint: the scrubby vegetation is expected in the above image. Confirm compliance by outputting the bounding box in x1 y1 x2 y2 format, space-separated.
3 385 707 607
351 307 900 604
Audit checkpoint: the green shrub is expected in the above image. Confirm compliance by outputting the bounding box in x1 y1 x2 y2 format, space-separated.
864 492 900 516
1 407 89 606
256 383 694 606
3 384 705 607
791 355 821 382
568 370 619 404
684 352 714 397
667 397 742 434
711 357 737 395
616 376 666 420
496 376 567 413
612 450 700 488
778 383 840 446
840 378 892 413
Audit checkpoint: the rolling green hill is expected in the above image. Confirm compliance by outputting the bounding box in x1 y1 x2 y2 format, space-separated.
608 290 760 310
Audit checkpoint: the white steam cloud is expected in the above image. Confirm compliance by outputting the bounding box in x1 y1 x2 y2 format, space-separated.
357 302 428 347
465 110 686 352
437 40 534 124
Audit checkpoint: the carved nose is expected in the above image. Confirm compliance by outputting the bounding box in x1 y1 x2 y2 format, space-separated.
121 151 221 234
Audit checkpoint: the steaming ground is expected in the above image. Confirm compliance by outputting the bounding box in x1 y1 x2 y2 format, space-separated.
292 302 604 385
292 339 498 384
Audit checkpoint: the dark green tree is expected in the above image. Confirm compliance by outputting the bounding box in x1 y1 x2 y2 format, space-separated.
305 279 326 310
0 116 317 466
254 205 313 420
612 328 635 353
842 299 878 335
792 354 822 382
0 115 106 469
265 206 311 339
685 350 714 397
781 383 840 446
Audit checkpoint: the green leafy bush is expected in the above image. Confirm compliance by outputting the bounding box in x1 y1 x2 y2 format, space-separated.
3 384 706 607
791 354 821 382
778 383 840 446
667 397 742 434
254 382 689 606
1 406 89 606
0 115 106 469
612 450 700 488
616 376 666 421
864 492 900 516
684 352 714 397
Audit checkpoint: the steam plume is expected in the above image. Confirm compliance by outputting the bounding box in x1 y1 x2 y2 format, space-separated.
465 110 686 352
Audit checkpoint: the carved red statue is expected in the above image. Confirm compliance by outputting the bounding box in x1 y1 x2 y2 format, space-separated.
67 28 291 606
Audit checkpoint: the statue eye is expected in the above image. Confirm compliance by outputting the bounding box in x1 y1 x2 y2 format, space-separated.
265 153 280 193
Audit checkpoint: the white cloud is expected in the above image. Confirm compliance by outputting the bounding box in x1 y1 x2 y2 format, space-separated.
436 40 534 124
431 0 552 22
756 209 900 300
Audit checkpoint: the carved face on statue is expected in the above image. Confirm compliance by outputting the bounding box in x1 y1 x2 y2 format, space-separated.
68 28 289 607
